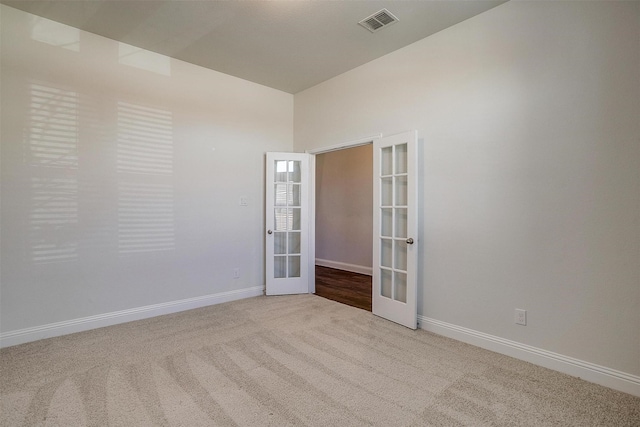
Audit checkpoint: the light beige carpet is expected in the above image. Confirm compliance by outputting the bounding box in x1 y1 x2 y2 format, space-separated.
1 294 638 426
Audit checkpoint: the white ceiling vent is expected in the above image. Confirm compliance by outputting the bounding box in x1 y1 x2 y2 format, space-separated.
358 9 399 33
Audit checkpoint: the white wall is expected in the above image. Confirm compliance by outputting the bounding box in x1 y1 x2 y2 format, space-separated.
0 5 293 340
315 145 372 272
295 0 640 384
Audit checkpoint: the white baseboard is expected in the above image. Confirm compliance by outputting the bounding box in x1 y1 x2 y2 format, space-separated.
418 315 640 397
315 258 372 276
0 286 264 349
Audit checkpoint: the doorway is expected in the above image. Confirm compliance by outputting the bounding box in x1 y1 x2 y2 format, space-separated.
314 144 373 310
266 131 418 329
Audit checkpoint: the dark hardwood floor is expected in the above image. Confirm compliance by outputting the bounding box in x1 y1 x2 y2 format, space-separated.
315 265 372 311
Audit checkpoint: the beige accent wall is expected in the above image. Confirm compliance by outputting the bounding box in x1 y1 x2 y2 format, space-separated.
315 145 373 271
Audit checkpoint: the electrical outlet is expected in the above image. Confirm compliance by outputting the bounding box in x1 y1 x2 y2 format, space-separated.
233 268 240 279
515 309 527 326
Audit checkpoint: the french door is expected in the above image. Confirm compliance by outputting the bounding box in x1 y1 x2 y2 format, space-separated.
265 132 418 330
265 153 310 295
372 131 418 329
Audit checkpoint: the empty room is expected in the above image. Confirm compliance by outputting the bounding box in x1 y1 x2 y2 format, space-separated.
1 1 639 425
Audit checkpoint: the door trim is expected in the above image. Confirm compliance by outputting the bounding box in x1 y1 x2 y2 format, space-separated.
308 154 316 293
306 134 381 156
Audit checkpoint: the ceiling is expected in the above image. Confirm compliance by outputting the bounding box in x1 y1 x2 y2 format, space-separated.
2 0 506 94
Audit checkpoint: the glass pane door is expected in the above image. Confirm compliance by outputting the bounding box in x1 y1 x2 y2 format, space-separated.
372 131 418 329
266 153 310 295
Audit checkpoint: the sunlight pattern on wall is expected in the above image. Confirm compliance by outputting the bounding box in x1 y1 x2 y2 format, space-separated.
29 16 80 51
29 177 78 263
117 101 175 254
117 102 173 175
117 181 175 254
27 83 79 168
25 81 80 264
118 42 171 76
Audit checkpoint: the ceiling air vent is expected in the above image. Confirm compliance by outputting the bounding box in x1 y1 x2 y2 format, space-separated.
358 9 399 33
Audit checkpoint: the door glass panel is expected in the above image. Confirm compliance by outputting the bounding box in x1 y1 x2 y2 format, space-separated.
381 147 393 176
395 175 407 206
394 240 407 271
381 269 392 298
289 184 301 206
289 161 301 183
381 177 393 206
395 208 407 238
275 161 288 182
274 256 286 278
291 208 301 230
395 143 407 174
275 183 301 207
381 208 393 237
288 232 301 254
275 184 287 206
288 256 300 277
381 238 392 268
274 232 287 254
274 208 289 231
394 272 407 303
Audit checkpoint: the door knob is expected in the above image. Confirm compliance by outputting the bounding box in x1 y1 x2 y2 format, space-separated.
267 229 273 235
406 238 414 244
